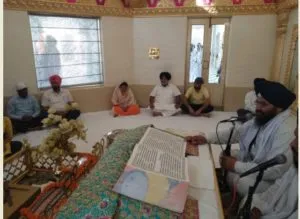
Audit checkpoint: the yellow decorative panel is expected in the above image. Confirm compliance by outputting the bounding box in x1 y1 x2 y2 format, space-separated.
132 5 277 16
152 0 275 8
104 0 125 8
278 0 298 10
4 0 132 17
3 0 298 16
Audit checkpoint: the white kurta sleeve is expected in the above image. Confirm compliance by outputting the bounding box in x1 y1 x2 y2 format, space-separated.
206 123 242 145
234 125 294 179
150 85 158 97
251 178 283 215
171 84 181 96
251 167 297 218
41 91 50 107
65 89 74 102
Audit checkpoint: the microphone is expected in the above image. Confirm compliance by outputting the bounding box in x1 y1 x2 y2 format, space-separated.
240 154 287 178
219 113 254 123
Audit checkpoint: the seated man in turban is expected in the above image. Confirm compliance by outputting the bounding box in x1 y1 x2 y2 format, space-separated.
41 74 80 120
186 79 296 197
7 82 42 133
149 72 181 117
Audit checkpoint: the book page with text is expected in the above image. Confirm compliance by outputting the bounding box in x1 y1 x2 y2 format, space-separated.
128 127 188 181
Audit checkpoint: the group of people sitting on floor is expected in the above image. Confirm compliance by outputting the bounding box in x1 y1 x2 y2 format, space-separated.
4 71 212 157
112 71 214 117
4 74 81 158
3 69 298 218
187 78 297 219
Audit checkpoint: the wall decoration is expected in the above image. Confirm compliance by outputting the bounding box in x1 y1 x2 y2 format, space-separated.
147 0 159 7
96 0 106 5
149 48 160 59
4 0 296 17
232 0 242 4
173 0 185 7
264 0 276 3
121 0 130 7
202 0 212 5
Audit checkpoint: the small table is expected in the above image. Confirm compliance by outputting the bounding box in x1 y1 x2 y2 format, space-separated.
4 184 40 219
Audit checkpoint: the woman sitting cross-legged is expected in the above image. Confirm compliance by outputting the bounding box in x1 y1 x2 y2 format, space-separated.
112 82 140 117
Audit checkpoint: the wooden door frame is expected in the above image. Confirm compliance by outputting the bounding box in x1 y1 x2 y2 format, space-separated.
184 17 231 108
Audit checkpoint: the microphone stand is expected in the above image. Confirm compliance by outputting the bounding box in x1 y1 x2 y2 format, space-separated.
220 121 236 192
238 169 265 219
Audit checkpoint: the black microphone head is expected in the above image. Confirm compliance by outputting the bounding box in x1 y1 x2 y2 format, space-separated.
275 154 287 164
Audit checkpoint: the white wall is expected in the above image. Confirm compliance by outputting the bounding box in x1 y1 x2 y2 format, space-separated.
280 8 298 83
133 17 187 86
4 10 37 96
102 16 133 86
3 11 134 96
226 15 277 87
4 11 279 98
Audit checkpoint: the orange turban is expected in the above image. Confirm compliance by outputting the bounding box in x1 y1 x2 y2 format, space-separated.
49 74 62 85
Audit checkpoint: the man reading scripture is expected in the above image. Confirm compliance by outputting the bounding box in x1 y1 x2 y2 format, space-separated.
186 79 296 197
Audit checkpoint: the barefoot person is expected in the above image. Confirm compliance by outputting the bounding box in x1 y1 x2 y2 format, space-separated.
181 77 214 116
42 74 80 120
149 72 181 117
111 82 140 117
7 82 42 133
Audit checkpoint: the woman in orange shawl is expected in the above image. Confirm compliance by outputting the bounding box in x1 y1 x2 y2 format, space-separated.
111 82 140 117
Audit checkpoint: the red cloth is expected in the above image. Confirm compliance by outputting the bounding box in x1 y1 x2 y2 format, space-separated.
113 105 140 116
49 74 62 85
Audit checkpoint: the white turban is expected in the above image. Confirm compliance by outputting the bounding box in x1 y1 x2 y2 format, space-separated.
16 82 27 91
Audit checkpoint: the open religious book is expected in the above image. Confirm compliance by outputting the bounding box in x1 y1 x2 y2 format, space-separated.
113 127 189 213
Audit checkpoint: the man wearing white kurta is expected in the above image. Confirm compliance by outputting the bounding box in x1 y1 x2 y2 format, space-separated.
248 124 298 219
42 74 81 120
149 72 181 117
186 79 296 197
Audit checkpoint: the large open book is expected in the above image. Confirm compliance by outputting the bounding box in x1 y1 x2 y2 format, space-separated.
113 127 189 213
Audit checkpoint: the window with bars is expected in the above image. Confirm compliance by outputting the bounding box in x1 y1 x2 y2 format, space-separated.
29 15 103 88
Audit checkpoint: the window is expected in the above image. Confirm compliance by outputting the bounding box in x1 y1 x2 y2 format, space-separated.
29 15 103 88
187 19 228 85
189 25 204 82
208 24 225 84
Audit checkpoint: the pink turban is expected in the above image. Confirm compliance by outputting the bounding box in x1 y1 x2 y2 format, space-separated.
49 74 62 85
